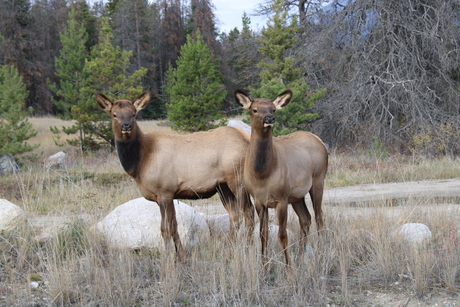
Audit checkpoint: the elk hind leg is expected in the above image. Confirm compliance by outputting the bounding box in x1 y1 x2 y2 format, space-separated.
217 183 240 240
276 202 290 266
309 178 325 232
291 199 312 258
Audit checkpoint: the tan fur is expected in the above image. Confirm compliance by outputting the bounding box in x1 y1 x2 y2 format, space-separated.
234 89 328 267
97 93 254 260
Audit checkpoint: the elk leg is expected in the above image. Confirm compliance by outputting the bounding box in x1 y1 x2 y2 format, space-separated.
276 202 290 266
159 198 185 261
309 179 325 232
258 204 269 268
157 202 172 253
291 199 312 257
242 191 255 243
217 183 239 240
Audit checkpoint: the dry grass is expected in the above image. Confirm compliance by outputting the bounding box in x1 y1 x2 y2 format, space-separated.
0 117 460 306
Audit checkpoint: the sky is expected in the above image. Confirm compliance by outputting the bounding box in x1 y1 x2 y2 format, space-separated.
212 0 268 33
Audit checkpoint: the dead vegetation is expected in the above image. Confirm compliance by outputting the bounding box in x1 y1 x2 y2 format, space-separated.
0 118 460 306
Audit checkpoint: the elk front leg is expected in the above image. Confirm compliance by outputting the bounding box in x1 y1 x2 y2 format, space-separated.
242 191 255 243
258 203 269 268
158 198 186 261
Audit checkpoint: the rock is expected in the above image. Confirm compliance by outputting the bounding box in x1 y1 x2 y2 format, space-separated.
0 155 19 175
0 199 27 232
95 198 210 250
42 151 66 168
228 120 251 135
397 223 432 246
204 214 230 236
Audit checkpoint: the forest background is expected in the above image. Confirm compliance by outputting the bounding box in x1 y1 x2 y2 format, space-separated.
0 0 459 156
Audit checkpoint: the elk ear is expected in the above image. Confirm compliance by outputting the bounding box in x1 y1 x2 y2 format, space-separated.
96 93 113 113
234 89 253 109
133 92 151 112
273 90 293 110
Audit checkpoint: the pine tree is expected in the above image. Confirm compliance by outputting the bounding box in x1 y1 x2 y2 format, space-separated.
60 16 147 151
0 65 38 156
165 30 226 132
251 0 325 135
49 6 89 119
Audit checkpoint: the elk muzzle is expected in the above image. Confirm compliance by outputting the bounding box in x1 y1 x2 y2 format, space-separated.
121 123 132 134
263 115 275 128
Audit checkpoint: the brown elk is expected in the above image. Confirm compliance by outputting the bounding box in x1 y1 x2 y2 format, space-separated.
97 92 254 260
234 89 328 267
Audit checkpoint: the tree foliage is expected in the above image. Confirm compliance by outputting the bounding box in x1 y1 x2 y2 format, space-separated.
251 0 324 135
165 30 226 132
49 6 88 119
0 65 38 157
221 12 262 92
59 16 147 151
0 0 458 156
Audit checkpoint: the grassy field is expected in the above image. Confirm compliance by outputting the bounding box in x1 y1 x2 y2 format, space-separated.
1 117 460 306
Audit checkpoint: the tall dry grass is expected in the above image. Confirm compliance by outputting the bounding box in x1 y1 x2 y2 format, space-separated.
0 117 459 305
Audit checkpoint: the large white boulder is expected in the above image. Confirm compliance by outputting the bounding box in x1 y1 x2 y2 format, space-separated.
204 214 231 236
0 199 27 231
96 198 210 250
397 223 432 247
227 120 251 135
42 151 67 168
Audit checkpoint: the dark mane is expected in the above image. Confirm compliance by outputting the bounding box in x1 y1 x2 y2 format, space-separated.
116 138 142 178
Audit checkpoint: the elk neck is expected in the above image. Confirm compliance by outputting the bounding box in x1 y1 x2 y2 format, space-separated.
248 127 277 176
115 123 144 178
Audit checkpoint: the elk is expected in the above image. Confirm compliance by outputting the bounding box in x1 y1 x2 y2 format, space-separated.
234 89 328 267
97 92 254 260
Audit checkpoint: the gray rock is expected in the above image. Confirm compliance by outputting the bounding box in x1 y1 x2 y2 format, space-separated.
397 223 432 246
204 214 230 236
227 120 251 135
0 155 19 175
42 151 67 168
95 198 210 250
0 199 27 231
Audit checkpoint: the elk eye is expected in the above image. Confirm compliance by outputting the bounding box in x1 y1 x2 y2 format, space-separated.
132 113 136 118
113 113 117 118
252 109 258 114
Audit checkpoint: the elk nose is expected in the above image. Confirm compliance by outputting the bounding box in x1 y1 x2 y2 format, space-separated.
264 115 276 124
121 123 132 131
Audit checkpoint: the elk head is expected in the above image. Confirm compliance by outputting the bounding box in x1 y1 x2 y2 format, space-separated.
234 90 292 132
96 92 151 140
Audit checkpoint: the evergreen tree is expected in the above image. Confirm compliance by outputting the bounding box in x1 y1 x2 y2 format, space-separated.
223 12 261 90
74 0 98 51
60 17 147 151
251 0 325 135
165 30 226 132
49 6 88 119
0 65 38 156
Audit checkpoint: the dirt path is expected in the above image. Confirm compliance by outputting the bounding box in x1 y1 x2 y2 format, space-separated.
324 178 460 204
192 178 460 216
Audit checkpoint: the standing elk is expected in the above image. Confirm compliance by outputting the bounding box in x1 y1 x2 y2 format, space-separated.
97 92 254 260
234 89 328 267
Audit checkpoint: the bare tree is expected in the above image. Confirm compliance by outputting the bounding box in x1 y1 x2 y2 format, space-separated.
300 0 460 155
255 0 329 27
